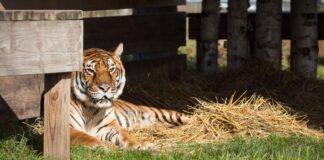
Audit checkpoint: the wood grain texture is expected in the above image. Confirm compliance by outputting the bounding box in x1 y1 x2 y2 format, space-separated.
0 75 43 120
1 0 185 10
0 20 83 76
44 73 70 160
84 13 186 54
0 10 82 21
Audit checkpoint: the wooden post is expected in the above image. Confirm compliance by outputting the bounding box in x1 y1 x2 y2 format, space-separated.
44 73 71 160
291 0 318 78
227 0 249 71
255 0 282 70
197 0 220 74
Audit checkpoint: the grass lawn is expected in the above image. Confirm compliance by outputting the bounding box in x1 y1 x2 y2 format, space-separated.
1 124 324 160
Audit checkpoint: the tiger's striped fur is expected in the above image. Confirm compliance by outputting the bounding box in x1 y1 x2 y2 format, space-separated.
70 43 190 149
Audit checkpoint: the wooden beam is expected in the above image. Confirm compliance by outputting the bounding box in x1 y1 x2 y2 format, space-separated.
189 13 324 40
0 10 82 21
84 13 186 54
44 73 70 160
1 0 185 10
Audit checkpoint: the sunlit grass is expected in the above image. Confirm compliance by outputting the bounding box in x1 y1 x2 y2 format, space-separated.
1 126 323 160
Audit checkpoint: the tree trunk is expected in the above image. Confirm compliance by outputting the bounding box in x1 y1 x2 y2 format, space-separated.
227 0 249 71
255 0 282 70
290 0 318 78
197 0 220 74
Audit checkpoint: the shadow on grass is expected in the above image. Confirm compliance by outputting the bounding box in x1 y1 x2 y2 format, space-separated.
318 57 324 65
0 119 43 154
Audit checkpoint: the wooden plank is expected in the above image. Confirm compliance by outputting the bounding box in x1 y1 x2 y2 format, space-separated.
84 13 186 54
1 0 185 10
189 13 324 40
0 20 83 76
227 0 249 71
0 10 82 21
0 75 43 120
44 73 70 160
197 0 220 74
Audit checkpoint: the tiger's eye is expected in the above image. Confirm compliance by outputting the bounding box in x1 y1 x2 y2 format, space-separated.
109 67 116 73
86 68 95 74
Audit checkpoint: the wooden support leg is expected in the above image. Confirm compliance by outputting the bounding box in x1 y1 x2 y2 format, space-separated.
198 0 220 74
44 73 70 160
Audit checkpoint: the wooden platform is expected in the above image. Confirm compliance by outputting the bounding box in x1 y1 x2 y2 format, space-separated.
0 10 83 160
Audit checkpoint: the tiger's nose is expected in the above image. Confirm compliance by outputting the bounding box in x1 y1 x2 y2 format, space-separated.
99 84 111 92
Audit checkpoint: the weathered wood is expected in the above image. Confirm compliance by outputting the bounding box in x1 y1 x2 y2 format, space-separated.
0 10 82 21
197 0 220 74
0 75 43 120
227 0 249 71
189 13 324 40
0 19 83 76
178 3 202 14
1 0 185 10
83 9 133 18
290 0 318 78
255 0 282 70
84 13 186 54
44 73 70 160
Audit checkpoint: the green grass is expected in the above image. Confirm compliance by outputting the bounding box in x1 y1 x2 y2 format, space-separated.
71 135 324 160
0 122 323 160
317 63 324 79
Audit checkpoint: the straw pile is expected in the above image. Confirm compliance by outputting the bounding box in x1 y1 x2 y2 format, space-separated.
130 94 323 149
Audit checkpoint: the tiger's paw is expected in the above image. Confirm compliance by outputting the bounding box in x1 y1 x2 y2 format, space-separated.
128 141 155 150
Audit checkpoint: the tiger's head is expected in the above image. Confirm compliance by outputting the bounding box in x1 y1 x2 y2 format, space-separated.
72 43 126 108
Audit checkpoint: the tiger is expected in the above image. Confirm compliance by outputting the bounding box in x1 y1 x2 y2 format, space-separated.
70 43 191 149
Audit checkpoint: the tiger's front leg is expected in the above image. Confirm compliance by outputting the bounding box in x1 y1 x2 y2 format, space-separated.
70 128 106 149
94 120 153 150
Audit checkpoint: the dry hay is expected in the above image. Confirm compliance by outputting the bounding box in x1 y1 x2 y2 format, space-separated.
130 94 324 149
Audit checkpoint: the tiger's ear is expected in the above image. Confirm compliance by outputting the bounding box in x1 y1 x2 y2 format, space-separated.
114 43 123 57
